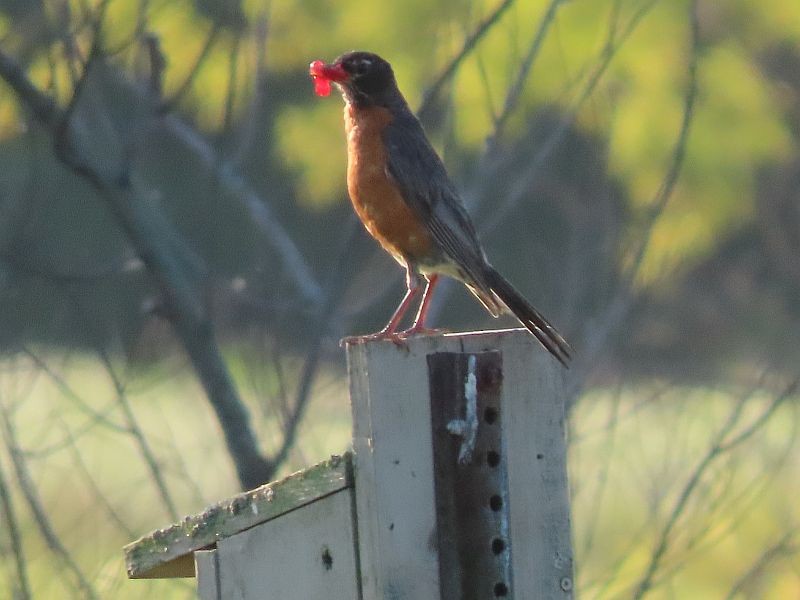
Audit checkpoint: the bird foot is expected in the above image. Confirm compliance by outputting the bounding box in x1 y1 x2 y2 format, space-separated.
339 327 448 350
339 330 408 348
340 327 448 349
397 326 448 338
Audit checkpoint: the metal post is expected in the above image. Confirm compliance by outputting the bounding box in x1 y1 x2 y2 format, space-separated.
428 351 514 599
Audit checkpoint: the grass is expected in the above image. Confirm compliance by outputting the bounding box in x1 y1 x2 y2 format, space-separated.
0 350 797 598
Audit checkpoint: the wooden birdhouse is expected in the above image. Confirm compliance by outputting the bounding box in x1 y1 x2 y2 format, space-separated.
124 329 574 599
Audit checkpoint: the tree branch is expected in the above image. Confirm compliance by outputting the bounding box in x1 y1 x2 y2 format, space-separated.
485 0 563 152
0 398 99 599
417 0 515 121
0 458 31 600
630 381 793 599
0 47 272 489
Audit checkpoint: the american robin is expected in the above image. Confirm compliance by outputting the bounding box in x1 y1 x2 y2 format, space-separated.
309 51 571 366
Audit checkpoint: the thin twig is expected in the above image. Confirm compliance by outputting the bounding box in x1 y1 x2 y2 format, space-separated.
230 13 270 168
485 0 563 152
159 24 221 112
425 0 659 328
268 215 362 472
485 0 660 233
0 397 99 599
724 529 798 600
96 350 179 521
144 33 165 98
20 347 127 434
131 28 322 306
417 0 515 121
566 0 697 395
58 420 137 538
162 115 324 307
579 389 622 559
0 458 31 600
222 36 241 133
630 382 793 599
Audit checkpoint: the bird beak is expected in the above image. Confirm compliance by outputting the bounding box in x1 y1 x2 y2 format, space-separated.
309 60 349 83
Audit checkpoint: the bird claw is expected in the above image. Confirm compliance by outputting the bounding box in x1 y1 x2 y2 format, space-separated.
398 326 448 338
339 330 407 348
339 327 447 349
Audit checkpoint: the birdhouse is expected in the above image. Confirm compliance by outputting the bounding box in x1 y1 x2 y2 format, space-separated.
124 329 574 599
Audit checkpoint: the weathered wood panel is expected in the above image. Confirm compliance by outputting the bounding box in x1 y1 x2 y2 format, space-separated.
216 489 359 599
347 329 573 599
498 333 573 598
195 549 220 600
347 337 441 599
124 454 351 579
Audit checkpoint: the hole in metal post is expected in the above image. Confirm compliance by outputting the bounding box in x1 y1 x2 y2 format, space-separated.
487 450 501 467
491 537 506 554
493 582 509 596
484 406 498 424
489 495 503 511
321 546 333 571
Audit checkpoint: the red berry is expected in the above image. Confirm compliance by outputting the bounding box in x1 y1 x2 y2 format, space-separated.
314 77 331 97
309 60 331 97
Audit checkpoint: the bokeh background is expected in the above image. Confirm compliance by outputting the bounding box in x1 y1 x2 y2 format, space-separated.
0 0 798 597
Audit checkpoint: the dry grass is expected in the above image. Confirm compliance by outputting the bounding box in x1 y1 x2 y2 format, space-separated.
0 352 796 598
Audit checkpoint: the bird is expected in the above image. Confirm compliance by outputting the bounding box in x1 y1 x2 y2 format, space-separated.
309 51 571 366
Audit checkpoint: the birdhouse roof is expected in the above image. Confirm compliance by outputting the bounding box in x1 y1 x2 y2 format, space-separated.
123 453 352 579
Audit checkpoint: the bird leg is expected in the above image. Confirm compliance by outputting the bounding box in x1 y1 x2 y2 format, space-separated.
342 267 422 345
377 280 421 336
400 274 445 337
342 270 444 346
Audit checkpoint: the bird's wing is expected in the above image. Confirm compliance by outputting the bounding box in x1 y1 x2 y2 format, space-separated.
383 111 489 285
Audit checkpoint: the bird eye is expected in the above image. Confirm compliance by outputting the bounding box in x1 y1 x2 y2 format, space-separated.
354 59 371 75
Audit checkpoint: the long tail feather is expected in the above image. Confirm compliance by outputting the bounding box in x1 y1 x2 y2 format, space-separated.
482 266 572 367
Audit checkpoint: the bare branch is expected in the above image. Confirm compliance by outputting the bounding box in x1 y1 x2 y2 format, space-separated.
566 0 698 391
0 397 99 599
485 0 563 152
418 0 515 121
0 48 273 489
724 529 798 600
0 459 31 600
159 24 221 112
230 13 270 168
0 51 61 127
97 350 179 521
484 0 661 233
425 0 660 329
161 115 324 307
222 36 242 134
630 381 793 599
144 33 165 98
268 217 362 471
21 347 128 434
101 28 324 306
58 420 137 539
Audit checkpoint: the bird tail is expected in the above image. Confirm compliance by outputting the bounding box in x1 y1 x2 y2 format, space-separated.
479 266 572 367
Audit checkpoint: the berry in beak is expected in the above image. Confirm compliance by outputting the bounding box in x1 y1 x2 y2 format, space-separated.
309 60 348 97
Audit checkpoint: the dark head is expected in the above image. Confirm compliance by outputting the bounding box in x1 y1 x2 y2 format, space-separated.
309 51 403 107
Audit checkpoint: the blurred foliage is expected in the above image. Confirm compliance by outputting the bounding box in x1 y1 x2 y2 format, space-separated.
0 0 797 369
0 2 798 597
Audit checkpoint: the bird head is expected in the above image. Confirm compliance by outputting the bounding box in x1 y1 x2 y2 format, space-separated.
309 51 398 106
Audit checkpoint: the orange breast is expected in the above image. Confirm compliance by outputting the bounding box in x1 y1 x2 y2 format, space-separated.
344 104 434 265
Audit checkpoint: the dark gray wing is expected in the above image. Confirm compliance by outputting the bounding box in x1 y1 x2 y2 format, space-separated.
383 110 489 284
